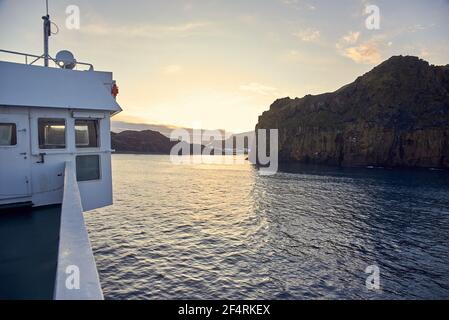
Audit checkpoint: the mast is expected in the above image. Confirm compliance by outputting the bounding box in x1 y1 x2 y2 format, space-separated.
42 0 51 67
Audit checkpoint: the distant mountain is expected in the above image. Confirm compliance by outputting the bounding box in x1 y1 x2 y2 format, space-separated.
112 121 255 154
111 129 255 155
257 56 449 168
111 121 181 137
111 130 203 155
112 121 227 141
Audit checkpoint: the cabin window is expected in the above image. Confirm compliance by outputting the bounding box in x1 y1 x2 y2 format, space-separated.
75 120 99 148
76 155 100 181
0 123 17 146
38 118 66 149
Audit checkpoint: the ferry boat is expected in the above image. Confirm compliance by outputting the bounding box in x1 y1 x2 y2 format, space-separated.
0 8 122 300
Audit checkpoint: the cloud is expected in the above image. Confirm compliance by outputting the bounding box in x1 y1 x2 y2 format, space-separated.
336 31 361 49
407 23 435 33
420 48 430 58
165 22 208 32
82 21 210 38
280 0 316 10
293 28 320 42
336 31 381 64
163 65 182 74
342 31 360 45
280 50 305 63
240 83 278 96
341 43 382 64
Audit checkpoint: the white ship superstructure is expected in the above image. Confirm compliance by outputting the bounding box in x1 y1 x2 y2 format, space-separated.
0 58 121 210
0 4 122 300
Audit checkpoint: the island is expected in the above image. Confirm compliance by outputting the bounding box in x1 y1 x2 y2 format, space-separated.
256 56 449 168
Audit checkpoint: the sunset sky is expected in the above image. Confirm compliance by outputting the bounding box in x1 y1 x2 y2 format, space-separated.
1 0 448 132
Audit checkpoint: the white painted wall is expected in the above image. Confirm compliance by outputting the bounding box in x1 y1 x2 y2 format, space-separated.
0 107 32 204
0 61 121 113
0 105 114 211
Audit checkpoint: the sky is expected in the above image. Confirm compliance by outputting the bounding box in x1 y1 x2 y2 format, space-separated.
1 0 448 132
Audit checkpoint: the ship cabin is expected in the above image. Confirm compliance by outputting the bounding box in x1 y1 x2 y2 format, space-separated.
0 52 122 211
0 0 124 299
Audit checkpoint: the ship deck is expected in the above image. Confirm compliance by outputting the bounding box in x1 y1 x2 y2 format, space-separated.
0 204 61 300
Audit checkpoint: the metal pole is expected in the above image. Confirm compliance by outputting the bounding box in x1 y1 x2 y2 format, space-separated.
42 0 51 67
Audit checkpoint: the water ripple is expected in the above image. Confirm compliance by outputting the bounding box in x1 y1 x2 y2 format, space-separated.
85 155 449 300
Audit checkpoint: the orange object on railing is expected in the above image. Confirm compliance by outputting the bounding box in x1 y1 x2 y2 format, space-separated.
111 82 119 98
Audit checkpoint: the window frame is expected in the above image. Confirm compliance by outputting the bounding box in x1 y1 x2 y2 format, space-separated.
75 119 100 149
76 154 102 182
0 123 17 147
38 118 67 150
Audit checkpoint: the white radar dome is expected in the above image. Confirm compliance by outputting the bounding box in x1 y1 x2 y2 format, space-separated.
55 50 77 70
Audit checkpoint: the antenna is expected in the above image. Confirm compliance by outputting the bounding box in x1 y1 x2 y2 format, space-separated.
42 0 51 67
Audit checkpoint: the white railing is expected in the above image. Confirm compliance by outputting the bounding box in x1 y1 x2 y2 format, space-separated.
0 49 94 71
54 161 104 300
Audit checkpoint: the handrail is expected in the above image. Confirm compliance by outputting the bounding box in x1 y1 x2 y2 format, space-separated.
54 161 104 300
0 49 94 71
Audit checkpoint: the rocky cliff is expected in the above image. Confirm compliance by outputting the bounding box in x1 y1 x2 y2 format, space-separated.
256 56 449 168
